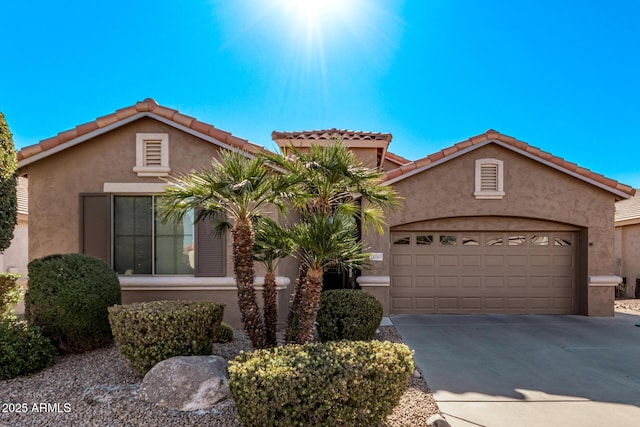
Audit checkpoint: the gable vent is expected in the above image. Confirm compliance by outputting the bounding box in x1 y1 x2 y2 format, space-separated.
144 140 163 166
480 164 499 191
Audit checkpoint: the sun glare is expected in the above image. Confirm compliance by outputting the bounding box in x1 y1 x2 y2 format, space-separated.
284 0 351 27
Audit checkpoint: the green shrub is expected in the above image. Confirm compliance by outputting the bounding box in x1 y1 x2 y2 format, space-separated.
229 340 414 427
108 300 224 376
0 317 57 380
24 253 121 353
215 321 234 343
0 272 22 317
316 289 383 342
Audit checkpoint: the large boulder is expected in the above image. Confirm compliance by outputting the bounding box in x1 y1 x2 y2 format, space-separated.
141 355 230 411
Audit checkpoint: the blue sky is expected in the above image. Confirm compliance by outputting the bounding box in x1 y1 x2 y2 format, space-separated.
3 1 640 187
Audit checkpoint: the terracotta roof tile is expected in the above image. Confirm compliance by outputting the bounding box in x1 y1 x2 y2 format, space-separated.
272 128 392 142
384 151 411 165
382 129 635 197
17 99 269 165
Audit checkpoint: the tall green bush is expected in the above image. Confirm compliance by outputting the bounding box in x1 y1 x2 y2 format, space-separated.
25 253 121 353
109 300 224 376
316 289 383 342
229 340 414 427
0 112 17 252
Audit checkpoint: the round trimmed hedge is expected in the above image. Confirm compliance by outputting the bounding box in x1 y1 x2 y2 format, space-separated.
0 317 57 380
25 253 121 353
316 289 383 342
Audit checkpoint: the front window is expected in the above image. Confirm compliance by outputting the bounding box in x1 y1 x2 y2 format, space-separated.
113 196 194 275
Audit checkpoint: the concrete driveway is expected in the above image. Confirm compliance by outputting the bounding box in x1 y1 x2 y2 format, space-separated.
391 313 640 427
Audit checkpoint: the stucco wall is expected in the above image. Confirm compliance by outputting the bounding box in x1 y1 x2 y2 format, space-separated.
616 223 640 297
0 217 28 276
362 143 618 311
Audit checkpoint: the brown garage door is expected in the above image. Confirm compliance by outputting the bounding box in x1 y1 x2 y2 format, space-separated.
390 231 576 314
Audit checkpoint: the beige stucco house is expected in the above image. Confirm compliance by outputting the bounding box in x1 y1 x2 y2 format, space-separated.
615 193 640 297
17 99 634 325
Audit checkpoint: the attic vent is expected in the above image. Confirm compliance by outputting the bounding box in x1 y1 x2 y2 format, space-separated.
480 164 499 191
144 140 163 166
134 133 171 177
474 158 505 200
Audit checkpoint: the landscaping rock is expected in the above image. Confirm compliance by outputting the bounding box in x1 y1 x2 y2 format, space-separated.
140 355 230 411
427 413 451 427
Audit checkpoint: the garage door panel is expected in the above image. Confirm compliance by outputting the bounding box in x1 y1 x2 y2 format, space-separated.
393 276 412 288
416 297 435 309
438 276 458 288
485 255 505 267
392 254 412 266
486 276 505 288
507 255 528 267
462 255 482 267
507 276 528 288
438 255 458 267
416 255 435 266
415 276 435 288
462 276 482 288
390 230 577 314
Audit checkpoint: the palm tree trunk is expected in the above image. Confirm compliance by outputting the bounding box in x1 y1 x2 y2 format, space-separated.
263 270 278 347
294 267 323 344
233 219 266 349
286 264 308 343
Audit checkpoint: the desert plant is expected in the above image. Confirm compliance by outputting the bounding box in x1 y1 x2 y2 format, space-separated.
253 216 296 347
316 289 383 342
0 272 22 317
24 253 121 353
214 321 234 343
229 340 414 427
0 317 57 380
108 300 224 376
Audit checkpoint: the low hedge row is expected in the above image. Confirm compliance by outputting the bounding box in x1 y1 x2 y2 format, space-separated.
229 340 414 427
108 300 224 376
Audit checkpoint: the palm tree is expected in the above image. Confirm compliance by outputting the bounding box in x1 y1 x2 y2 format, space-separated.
287 213 370 344
264 140 401 343
157 150 286 349
252 217 296 347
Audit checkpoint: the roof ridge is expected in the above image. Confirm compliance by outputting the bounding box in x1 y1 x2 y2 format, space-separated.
18 99 268 163
272 129 392 142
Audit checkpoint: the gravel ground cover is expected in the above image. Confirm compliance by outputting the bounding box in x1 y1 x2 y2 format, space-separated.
0 325 439 427
614 298 640 314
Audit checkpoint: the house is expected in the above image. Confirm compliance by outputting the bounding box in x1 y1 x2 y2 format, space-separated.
615 193 640 297
17 100 634 326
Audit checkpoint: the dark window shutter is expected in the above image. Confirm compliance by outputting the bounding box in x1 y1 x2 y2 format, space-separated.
80 193 112 264
195 216 225 277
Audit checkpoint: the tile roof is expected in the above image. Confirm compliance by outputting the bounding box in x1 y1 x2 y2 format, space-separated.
382 129 636 199
272 129 392 142
17 98 268 165
384 151 411 166
615 193 640 224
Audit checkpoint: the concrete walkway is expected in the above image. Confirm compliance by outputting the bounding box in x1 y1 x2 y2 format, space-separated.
391 313 640 427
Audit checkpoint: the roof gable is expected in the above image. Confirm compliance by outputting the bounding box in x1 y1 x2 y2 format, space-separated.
17 99 269 168
383 129 635 199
